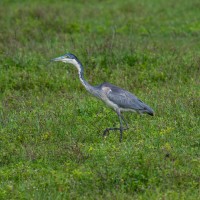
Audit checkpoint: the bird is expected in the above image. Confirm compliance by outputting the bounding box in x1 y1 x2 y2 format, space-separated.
51 53 154 142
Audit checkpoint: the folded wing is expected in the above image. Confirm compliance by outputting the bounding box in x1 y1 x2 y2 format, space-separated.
101 83 154 115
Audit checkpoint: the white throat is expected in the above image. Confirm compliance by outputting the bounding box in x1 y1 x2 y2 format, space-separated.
64 59 81 73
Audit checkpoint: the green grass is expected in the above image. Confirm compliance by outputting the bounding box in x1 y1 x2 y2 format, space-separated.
0 0 199 199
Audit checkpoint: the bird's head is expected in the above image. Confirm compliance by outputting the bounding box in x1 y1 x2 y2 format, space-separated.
51 53 79 64
51 53 83 73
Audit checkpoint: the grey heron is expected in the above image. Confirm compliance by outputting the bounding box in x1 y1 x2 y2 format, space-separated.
51 53 154 142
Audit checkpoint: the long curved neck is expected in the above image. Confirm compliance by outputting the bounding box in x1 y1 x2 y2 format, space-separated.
78 64 92 91
71 59 98 96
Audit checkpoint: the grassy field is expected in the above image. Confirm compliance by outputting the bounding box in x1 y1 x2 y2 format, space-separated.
0 0 199 199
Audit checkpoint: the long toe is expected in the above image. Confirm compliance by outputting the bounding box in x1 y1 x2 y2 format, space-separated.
103 129 109 137
119 128 123 142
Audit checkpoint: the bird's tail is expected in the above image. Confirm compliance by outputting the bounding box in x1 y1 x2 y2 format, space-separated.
144 105 154 116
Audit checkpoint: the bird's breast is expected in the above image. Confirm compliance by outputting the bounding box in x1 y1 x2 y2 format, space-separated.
102 86 112 94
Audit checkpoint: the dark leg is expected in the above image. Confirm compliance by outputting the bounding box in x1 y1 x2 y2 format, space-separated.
118 112 123 142
121 114 129 129
103 111 128 142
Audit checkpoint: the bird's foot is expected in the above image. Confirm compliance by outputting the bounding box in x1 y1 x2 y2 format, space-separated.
103 128 110 137
103 127 123 137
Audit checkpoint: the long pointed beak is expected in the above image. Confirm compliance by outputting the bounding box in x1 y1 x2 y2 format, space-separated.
50 56 64 62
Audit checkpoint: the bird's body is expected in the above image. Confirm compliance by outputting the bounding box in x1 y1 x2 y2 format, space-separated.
93 82 154 115
52 53 154 142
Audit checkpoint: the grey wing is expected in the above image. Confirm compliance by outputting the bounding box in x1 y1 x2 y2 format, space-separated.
104 83 154 115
